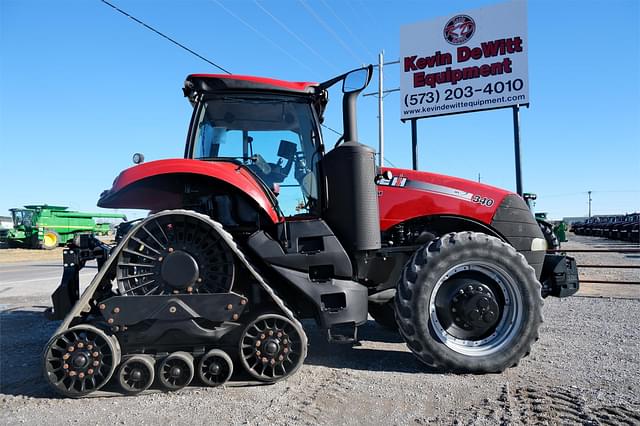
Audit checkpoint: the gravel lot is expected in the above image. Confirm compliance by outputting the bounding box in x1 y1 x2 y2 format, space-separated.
1 234 639 425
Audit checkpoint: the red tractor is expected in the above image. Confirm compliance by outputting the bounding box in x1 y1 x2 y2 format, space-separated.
44 66 578 397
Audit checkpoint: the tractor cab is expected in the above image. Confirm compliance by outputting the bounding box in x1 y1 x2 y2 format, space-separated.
187 90 322 216
182 67 373 218
10 208 34 228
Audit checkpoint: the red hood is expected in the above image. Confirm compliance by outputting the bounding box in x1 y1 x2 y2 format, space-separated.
98 159 280 223
378 167 512 231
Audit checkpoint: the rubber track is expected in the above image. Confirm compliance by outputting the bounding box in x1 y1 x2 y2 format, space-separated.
394 231 544 372
49 209 308 359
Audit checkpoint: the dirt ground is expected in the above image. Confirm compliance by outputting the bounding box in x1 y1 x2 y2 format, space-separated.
0 247 65 264
0 233 638 425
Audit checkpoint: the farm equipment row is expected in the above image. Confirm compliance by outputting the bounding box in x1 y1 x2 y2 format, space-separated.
43 66 579 397
572 213 640 242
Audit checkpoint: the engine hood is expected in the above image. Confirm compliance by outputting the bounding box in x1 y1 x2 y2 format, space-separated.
377 167 512 231
98 159 280 223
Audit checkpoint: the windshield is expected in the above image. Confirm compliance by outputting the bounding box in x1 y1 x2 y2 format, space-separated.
192 96 321 217
12 210 33 227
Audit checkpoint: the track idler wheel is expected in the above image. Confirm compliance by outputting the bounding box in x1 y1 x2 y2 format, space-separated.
239 313 306 383
117 355 155 395
158 351 194 391
197 349 233 387
43 325 121 397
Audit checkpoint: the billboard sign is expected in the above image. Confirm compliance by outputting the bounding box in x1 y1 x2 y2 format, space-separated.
400 1 529 120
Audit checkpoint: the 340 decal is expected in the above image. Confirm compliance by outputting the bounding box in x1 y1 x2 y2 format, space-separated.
471 195 494 207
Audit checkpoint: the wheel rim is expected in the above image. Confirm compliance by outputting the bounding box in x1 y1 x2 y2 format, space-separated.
117 356 155 394
43 325 119 397
429 261 523 357
197 349 233 387
239 314 304 382
116 214 235 296
43 233 57 248
158 352 194 390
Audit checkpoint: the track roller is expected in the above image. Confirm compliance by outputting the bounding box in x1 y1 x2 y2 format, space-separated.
157 351 194 391
197 349 233 387
117 355 155 395
43 325 121 397
239 313 306 382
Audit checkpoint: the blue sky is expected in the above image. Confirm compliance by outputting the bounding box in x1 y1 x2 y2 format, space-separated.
1 0 638 220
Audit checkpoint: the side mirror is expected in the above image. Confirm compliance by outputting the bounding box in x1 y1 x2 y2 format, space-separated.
342 68 371 93
132 153 145 164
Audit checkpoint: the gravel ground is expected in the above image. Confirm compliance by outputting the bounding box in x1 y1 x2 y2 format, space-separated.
1 234 639 425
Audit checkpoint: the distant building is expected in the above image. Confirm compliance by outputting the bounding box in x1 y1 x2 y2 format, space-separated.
0 216 12 229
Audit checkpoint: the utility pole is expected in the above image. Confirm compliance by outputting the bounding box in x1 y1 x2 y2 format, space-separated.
512 105 523 196
363 53 399 167
378 51 384 168
588 191 592 217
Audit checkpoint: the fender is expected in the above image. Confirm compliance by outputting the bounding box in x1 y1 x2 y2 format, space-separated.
98 159 281 223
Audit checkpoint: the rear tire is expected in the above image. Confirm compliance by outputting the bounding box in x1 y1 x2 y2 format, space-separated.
394 232 543 373
368 301 398 330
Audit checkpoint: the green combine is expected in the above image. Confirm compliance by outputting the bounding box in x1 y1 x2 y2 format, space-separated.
1 205 126 249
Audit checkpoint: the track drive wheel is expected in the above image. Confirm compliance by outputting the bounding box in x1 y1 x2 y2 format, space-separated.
239 313 306 382
43 325 121 397
158 351 194 391
117 355 155 395
197 349 233 387
41 230 60 250
395 232 543 373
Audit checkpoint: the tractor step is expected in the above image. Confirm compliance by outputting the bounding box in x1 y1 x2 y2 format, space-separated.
327 323 358 344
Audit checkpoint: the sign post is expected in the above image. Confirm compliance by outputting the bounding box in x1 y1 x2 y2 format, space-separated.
513 105 523 195
400 1 529 190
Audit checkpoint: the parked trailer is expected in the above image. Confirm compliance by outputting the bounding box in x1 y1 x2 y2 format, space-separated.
2 205 126 249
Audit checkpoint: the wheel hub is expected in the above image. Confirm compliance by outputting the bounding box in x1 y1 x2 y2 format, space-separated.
264 340 279 356
130 368 143 381
208 362 221 375
161 250 199 290
72 353 89 369
170 366 182 378
434 276 504 341
450 283 501 333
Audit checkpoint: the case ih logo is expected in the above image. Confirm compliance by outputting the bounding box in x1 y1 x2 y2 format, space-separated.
443 14 475 45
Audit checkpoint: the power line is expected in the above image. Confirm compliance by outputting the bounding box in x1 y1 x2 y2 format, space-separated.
318 0 375 59
211 0 315 73
298 0 364 64
356 0 379 28
536 190 640 199
322 123 342 136
253 1 339 72
383 157 398 168
99 0 231 74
